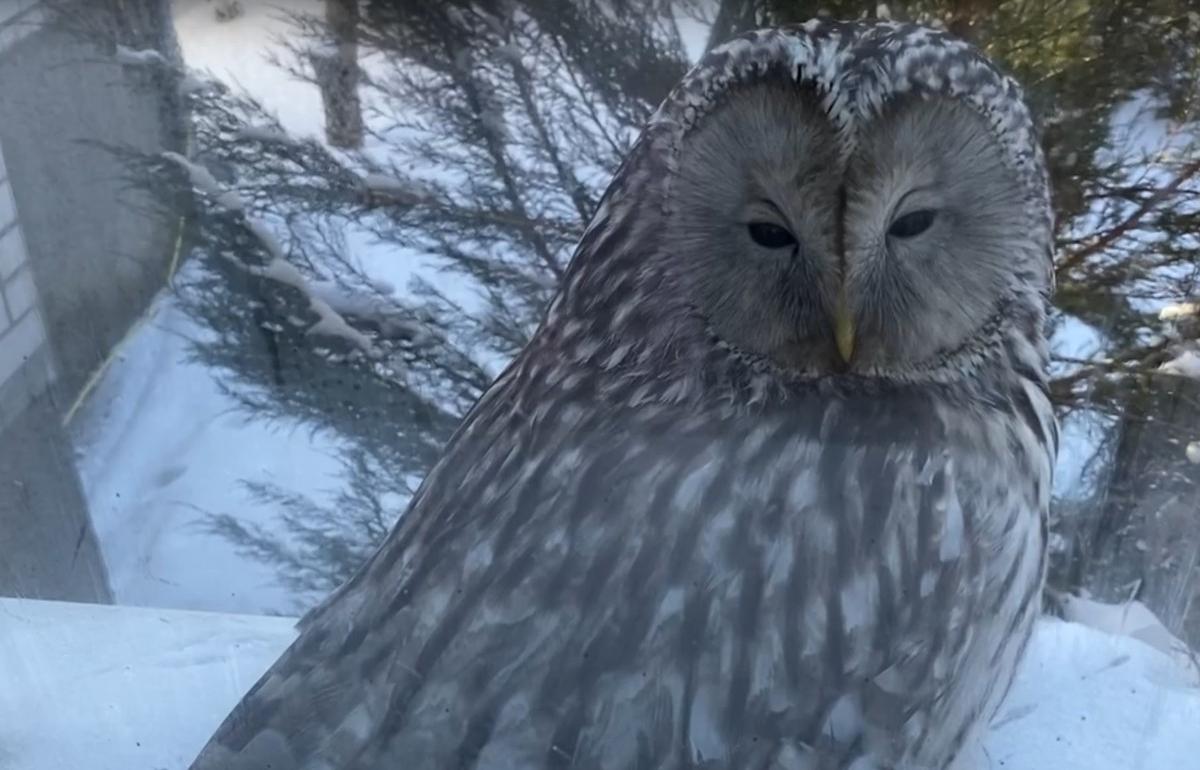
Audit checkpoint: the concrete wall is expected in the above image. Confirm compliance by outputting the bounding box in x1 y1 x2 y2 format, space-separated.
0 120 54 422
0 0 184 401
0 117 113 603
0 0 183 603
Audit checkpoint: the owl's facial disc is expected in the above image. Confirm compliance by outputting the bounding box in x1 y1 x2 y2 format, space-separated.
668 78 845 374
667 77 1031 377
843 94 1030 370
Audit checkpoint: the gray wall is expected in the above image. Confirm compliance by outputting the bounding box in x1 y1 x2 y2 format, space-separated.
0 1 183 400
0 0 184 603
0 378 113 603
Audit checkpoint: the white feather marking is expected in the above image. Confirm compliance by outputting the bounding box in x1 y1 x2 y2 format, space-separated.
686 687 725 761
671 451 720 512
937 463 965 562
772 742 817 769
919 571 937 598
601 342 633 369
805 506 839 557
840 570 880 631
651 586 686 630
334 703 373 741
801 599 828 656
822 692 864 743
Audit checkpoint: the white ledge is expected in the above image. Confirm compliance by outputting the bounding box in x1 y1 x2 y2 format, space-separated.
0 597 1196 769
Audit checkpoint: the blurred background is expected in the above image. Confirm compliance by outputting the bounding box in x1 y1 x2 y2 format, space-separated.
0 0 1198 652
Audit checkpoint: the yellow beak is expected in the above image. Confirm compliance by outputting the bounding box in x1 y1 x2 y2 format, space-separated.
833 299 856 364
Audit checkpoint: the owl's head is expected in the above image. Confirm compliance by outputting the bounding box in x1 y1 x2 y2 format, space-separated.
554 21 1054 385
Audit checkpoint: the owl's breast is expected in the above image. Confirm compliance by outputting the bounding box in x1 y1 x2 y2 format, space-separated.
201 384 1051 770
573 387 1054 766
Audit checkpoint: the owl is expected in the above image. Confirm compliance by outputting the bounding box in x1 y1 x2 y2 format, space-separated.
190 20 1056 770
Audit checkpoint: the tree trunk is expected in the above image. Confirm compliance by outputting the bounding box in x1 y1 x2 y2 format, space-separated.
1066 375 1200 645
313 0 364 149
704 0 761 54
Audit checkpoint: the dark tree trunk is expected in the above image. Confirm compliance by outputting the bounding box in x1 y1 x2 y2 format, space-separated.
1066 375 1200 645
313 0 364 149
704 0 763 54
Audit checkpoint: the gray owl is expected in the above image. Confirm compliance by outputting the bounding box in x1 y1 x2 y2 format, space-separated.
190 20 1056 770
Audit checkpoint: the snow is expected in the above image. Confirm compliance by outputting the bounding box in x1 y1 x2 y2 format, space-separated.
115 45 169 68
308 279 416 341
176 70 212 97
69 2 452 617
1159 302 1199 321
69 284 344 615
241 251 372 350
161 151 246 211
673 11 712 64
0 598 296 770
359 172 417 196
987 618 1200 769
1159 349 1200 379
233 124 298 145
115 43 216 99
1 597 1197 770
1058 594 1200 685
223 212 379 353
234 251 378 354
172 0 326 140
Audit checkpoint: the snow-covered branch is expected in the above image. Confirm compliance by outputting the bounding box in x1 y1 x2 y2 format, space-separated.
1159 349 1200 379
235 223 377 355
234 125 299 145
165 151 378 355
161 152 246 211
115 45 168 67
114 45 217 99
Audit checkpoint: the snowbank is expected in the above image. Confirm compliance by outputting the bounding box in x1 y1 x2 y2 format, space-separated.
1 598 1196 770
0 598 296 770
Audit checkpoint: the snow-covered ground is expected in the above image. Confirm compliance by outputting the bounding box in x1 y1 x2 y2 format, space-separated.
71 1 380 616
172 0 325 140
70 283 344 615
0 598 296 770
2 597 1197 770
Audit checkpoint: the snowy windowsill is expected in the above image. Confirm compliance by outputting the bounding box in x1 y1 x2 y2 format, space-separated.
0 597 1197 770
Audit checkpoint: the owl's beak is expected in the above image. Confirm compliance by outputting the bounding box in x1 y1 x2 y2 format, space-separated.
833 297 856 364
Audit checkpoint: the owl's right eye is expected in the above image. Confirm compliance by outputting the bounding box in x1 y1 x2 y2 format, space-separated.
888 209 937 239
747 222 797 249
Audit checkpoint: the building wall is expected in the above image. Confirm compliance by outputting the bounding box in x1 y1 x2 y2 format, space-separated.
0 0 186 604
0 118 54 419
0 0 185 401
0 148 51 404
0 123 113 603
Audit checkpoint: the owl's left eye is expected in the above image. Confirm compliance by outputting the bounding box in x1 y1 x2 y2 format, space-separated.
747 222 797 249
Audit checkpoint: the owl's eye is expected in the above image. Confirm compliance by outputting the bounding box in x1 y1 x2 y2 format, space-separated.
888 209 937 239
747 222 797 249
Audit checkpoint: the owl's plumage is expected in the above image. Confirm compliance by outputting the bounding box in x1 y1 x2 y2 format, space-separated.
191 20 1056 770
